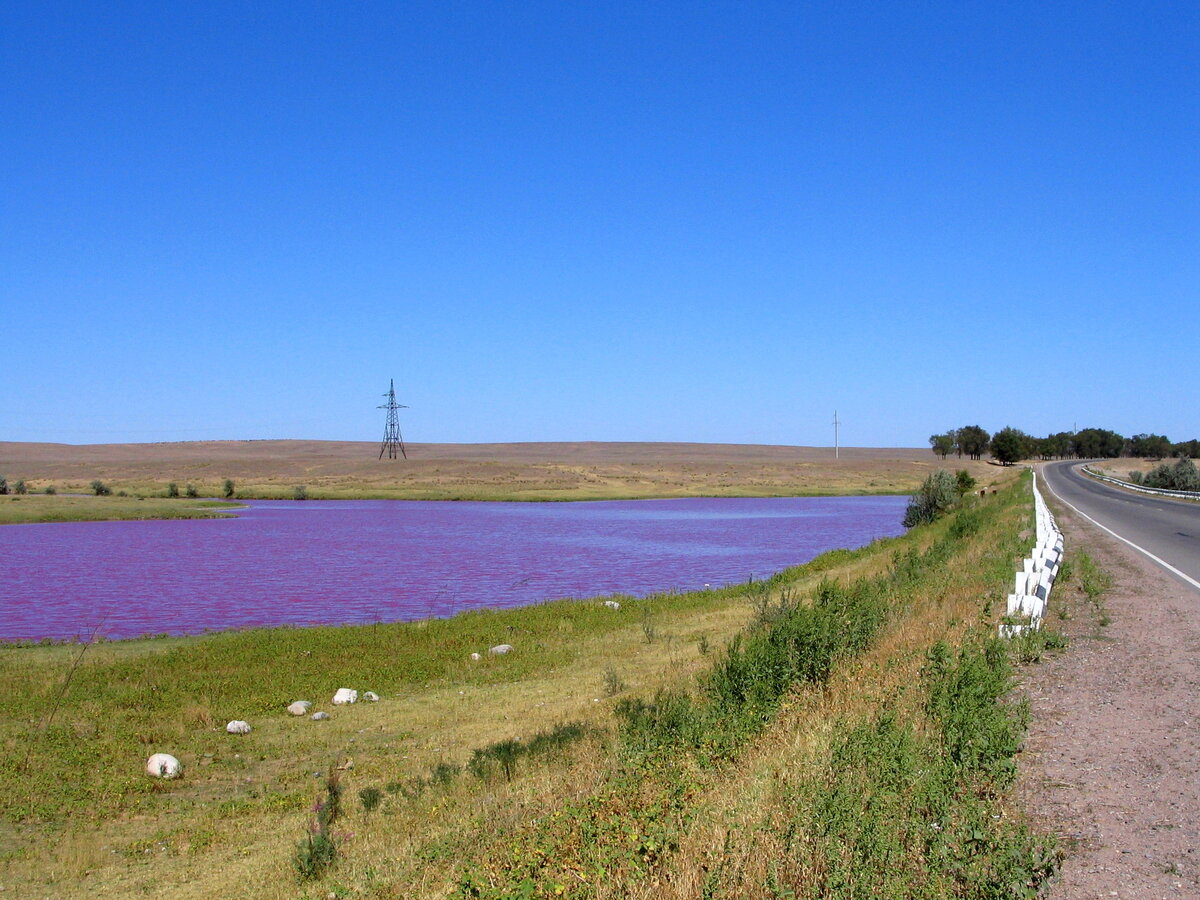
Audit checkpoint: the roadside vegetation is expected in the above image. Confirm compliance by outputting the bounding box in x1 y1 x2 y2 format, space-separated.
0 474 1057 898
1126 457 1200 492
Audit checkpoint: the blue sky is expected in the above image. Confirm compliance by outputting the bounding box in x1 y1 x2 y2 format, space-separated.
2 2 1196 446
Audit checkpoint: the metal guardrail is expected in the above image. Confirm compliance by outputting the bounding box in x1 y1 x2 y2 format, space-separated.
1080 465 1200 501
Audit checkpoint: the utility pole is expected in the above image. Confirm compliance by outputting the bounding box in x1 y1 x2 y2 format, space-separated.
378 379 408 460
832 410 841 460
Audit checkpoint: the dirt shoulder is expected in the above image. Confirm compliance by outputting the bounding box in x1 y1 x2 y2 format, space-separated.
1017 489 1200 897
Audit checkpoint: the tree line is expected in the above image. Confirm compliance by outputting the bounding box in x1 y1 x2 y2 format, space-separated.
929 426 1200 466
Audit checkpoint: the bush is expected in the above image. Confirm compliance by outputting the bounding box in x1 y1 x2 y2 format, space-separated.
185 483 199 498
223 479 235 499
903 469 957 528
0 476 7 495
954 469 976 495
90 480 111 496
293 485 308 501
293 830 336 880
13 479 27 495
359 787 383 813
1144 457 1200 491
166 482 179 498
43 485 56 495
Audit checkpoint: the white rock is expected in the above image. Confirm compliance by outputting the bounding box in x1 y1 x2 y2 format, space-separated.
469 652 482 661
603 600 621 610
332 688 358 705
226 720 252 735
311 711 330 720
489 644 513 655
363 691 380 702
287 700 312 716
146 753 182 779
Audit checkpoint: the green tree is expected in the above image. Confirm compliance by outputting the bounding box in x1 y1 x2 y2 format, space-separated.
990 427 1028 465
167 482 179 498
222 478 235 499
0 475 7 495
929 433 954 459
185 483 199 498
90 480 111 496
957 425 991 460
14 479 28 495
293 485 308 501
1072 427 1124 459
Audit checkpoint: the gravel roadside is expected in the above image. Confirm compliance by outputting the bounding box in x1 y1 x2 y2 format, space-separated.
1016 492 1200 899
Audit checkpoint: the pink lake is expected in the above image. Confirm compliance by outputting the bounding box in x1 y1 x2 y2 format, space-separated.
0 496 906 642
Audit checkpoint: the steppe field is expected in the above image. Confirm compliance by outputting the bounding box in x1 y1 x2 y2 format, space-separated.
0 440 1010 518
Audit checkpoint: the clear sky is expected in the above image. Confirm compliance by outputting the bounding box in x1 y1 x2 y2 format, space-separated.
2 2 1196 447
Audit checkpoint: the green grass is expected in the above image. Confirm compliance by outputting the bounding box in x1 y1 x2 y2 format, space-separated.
0 562 856 827
0 494 242 525
0 474 1056 899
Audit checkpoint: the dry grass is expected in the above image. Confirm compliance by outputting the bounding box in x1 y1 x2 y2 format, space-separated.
0 440 1014 506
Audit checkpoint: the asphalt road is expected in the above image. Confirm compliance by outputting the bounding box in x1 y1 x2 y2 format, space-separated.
1040 460 1200 590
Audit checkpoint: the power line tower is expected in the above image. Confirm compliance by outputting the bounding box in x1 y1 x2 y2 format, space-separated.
832 410 842 459
378 379 408 460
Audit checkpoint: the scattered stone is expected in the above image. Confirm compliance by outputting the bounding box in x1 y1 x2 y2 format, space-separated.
489 644 513 656
311 711 330 721
332 688 358 705
603 600 621 610
226 720 252 735
145 753 182 779
287 700 311 716
363 691 380 702
469 652 482 661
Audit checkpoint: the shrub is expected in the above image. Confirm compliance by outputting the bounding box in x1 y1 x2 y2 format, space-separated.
43 485 56 495
293 770 342 880
0 476 7 495
954 469 976 495
903 469 957 527
90 480 111 496
1141 458 1198 491
293 485 308 501
185 483 199 498
1172 457 1200 491
603 664 626 696
166 482 179 498
359 787 383 813
13 479 27 495
1128 470 1144 484
223 478 235 498
293 830 336 880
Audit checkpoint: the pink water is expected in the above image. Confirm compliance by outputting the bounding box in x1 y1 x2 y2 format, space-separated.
0 496 906 642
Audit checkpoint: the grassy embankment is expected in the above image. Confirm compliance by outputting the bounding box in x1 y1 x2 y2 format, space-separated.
0 472 1057 898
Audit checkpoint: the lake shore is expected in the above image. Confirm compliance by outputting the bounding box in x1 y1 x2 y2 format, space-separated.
0 476 1056 898
0 439 1014 522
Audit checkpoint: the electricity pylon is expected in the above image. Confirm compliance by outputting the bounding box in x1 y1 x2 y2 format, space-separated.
378 379 408 460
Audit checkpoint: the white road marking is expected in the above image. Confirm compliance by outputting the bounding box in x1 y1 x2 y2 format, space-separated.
1044 472 1200 593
